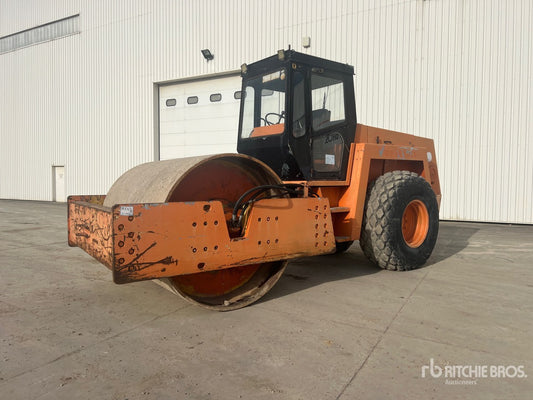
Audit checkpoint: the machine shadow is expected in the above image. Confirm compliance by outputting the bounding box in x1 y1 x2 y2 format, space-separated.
260 221 479 304
425 221 479 266
259 245 380 303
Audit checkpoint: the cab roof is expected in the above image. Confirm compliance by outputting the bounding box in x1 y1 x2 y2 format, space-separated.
242 50 354 78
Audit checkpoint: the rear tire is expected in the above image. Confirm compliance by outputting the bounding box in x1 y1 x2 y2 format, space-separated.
360 171 439 271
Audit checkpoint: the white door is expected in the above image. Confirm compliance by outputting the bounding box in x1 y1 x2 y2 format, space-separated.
53 166 66 202
159 75 242 160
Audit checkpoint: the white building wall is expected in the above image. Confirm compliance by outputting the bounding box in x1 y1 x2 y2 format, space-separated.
0 0 532 223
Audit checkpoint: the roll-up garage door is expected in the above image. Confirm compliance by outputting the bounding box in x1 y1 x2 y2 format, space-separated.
159 75 242 160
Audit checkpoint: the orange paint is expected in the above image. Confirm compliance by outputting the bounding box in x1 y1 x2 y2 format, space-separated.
68 123 440 286
401 200 430 248
70 197 335 284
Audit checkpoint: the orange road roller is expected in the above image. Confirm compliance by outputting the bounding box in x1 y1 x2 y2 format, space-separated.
68 50 441 310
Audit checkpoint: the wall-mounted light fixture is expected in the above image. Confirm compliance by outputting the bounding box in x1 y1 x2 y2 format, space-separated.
201 49 214 61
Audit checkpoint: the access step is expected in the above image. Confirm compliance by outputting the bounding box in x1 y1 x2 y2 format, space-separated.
330 207 350 214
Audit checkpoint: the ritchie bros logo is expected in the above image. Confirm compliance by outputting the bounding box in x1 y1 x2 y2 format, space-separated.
421 358 527 385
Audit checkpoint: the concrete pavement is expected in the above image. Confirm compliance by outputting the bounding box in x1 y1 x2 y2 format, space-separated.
1 199 532 399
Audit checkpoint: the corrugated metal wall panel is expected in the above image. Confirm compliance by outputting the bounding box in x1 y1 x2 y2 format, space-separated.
0 0 532 223
0 0 80 37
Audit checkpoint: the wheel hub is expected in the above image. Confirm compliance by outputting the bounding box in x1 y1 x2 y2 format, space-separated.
401 199 429 248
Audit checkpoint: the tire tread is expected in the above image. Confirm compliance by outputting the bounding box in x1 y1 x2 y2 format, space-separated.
360 171 438 271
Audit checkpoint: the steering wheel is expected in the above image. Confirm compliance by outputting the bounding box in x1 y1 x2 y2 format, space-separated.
264 111 285 125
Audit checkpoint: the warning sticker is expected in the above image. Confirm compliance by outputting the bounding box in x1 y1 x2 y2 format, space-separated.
325 154 335 165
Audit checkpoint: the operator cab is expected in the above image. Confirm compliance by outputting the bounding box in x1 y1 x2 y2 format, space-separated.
237 50 356 181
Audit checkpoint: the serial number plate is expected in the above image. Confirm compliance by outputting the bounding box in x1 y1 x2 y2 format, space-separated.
120 206 134 216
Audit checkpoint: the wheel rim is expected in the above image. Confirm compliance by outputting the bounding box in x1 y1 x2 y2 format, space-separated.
169 261 287 310
401 199 429 248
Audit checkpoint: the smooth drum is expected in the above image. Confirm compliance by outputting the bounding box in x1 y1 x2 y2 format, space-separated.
104 154 287 310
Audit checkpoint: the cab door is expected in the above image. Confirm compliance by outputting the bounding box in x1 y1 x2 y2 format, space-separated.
309 71 352 181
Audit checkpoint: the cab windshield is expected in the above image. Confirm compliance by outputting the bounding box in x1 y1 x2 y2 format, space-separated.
240 69 286 139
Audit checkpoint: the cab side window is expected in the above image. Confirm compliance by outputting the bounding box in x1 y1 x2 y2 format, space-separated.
311 74 345 131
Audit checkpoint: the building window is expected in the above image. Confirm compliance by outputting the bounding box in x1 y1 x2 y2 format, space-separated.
165 98 177 107
210 93 222 102
0 14 80 54
187 96 198 105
